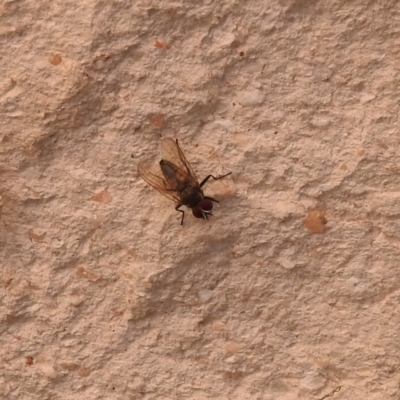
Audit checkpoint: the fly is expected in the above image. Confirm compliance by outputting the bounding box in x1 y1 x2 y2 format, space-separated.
138 138 231 225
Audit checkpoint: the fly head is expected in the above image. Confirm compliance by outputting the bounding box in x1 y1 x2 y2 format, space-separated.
192 199 213 220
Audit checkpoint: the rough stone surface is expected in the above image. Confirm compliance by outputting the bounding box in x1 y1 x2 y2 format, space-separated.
1 1 400 399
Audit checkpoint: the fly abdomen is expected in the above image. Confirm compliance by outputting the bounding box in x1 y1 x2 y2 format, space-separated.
160 159 203 207
160 159 186 191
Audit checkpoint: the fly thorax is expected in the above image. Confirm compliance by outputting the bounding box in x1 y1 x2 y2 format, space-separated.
181 186 203 208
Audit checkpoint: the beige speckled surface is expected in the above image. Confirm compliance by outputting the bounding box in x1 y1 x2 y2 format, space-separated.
1 1 400 399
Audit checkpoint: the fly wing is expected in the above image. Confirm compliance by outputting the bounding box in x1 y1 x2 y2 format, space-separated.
138 160 182 203
161 138 200 187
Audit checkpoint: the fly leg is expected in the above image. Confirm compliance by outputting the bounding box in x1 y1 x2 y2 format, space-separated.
204 196 219 204
200 209 210 220
175 204 185 225
199 172 232 188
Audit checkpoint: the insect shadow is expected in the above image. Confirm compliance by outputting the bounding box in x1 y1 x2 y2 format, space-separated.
138 138 231 225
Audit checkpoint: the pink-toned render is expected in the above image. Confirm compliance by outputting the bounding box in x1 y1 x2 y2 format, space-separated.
1 1 398 399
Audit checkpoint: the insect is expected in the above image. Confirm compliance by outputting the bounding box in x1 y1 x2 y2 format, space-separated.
138 138 231 225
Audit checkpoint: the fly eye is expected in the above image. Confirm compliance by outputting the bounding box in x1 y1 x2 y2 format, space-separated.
192 207 205 219
199 199 213 212
192 200 213 219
